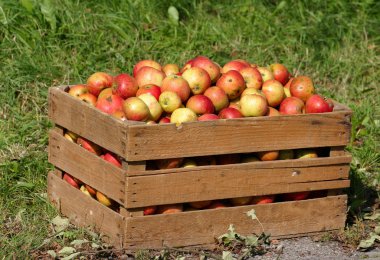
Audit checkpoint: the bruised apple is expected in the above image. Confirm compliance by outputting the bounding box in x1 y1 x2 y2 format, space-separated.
97 88 113 100
69 84 88 97
96 94 123 114
78 93 97 106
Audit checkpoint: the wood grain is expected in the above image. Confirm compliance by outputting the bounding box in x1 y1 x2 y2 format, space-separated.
124 195 347 248
47 171 125 248
125 162 350 207
126 111 352 161
48 128 126 205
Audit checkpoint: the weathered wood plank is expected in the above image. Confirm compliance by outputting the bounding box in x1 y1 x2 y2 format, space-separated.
48 128 126 205
47 171 124 248
125 162 350 207
126 111 352 161
124 195 347 248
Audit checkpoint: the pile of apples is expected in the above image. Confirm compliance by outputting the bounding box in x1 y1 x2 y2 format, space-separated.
68 56 334 125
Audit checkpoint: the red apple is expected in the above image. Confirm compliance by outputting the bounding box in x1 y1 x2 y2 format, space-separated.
290 76 315 102
78 93 97 106
161 75 191 102
136 84 161 101
186 95 214 115
85 184 97 197
230 196 252 206
162 63 180 76
159 91 182 113
239 66 263 89
218 107 243 119
251 195 275 204
143 206 157 215
279 97 305 115
96 94 123 114
257 151 279 161
257 67 274 82
96 191 114 207
191 56 221 83
216 70 246 100
112 73 139 99
261 79 285 107
122 97 150 121
305 94 331 114
102 152 122 168
240 94 268 117
159 116 171 124
204 86 229 112
170 108 198 126
182 67 211 95
221 60 249 73
63 173 80 189
135 66 165 87
157 204 183 214
207 201 227 209
77 137 103 155
189 200 212 209
155 158 184 169
198 114 219 121
133 60 162 77
270 63 290 85
266 107 281 116
97 88 113 100
282 191 310 201
69 84 88 97
139 93 163 121
87 72 113 97
217 154 240 165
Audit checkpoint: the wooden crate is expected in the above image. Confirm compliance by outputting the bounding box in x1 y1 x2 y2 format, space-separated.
47 86 352 249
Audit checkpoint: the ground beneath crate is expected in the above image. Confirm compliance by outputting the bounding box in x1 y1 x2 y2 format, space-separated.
250 237 380 260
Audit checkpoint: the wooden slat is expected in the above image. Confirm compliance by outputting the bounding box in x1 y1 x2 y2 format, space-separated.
47 171 125 248
48 128 126 205
48 87 136 158
129 155 352 176
124 195 347 248
126 111 352 160
125 162 350 207
330 146 348 157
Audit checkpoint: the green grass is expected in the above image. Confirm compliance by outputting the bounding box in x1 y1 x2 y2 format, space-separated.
0 0 379 257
